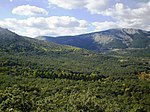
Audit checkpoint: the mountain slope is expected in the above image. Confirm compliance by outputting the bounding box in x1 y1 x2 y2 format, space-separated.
0 28 150 112
0 27 84 54
0 27 103 74
36 28 150 51
0 27 149 75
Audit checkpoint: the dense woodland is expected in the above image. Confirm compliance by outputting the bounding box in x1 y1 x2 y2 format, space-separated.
0 28 150 112
0 48 150 112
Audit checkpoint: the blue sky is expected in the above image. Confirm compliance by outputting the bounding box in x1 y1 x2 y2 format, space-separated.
0 0 150 37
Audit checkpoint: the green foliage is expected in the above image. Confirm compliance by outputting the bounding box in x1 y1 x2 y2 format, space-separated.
0 28 150 111
0 74 149 112
0 43 150 111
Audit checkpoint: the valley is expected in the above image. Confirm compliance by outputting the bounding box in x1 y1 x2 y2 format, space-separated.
0 28 150 112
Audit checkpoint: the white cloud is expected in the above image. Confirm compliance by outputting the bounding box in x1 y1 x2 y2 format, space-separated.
102 2 150 30
48 0 86 9
48 0 150 31
93 1 150 31
12 5 48 16
85 0 110 14
48 0 110 12
0 16 89 37
10 0 13 2
1 1 150 37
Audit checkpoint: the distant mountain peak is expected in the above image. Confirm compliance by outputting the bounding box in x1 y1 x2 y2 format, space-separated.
119 28 141 35
36 28 150 51
112 28 149 35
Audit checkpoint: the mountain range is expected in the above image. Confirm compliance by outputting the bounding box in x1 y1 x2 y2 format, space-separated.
0 27 150 112
0 27 150 53
36 28 150 51
0 27 84 54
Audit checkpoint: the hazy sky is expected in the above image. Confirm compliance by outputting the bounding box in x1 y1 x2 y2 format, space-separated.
0 0 150 37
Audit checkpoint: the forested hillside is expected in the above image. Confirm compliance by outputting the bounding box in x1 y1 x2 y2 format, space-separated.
0 28 150 111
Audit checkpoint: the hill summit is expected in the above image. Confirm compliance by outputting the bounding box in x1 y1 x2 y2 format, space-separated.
36 28 150 51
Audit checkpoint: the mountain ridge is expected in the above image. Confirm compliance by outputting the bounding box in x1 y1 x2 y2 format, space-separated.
0 27 86 54
36 28 150 51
